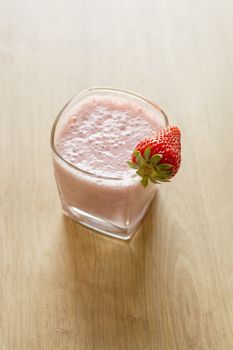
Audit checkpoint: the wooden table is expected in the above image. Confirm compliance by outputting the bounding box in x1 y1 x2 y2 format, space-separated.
1 0 233 349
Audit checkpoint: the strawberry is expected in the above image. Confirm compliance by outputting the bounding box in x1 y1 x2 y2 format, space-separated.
128 126 181 187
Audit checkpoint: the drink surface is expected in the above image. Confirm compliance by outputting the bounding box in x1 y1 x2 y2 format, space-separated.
55 95 164 178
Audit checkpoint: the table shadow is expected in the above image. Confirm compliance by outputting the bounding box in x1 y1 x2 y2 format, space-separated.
58 193 162 348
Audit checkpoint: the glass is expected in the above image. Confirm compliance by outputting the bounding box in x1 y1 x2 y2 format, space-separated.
50 88 168 240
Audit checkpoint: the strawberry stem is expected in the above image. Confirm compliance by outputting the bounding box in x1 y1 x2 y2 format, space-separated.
128 148 173 187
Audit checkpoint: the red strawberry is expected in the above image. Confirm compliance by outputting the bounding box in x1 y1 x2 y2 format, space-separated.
128 126 181 187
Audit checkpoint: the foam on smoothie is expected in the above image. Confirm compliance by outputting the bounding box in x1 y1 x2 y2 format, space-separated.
55 95 164 178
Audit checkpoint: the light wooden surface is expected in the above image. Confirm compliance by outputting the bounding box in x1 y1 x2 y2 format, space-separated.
1 0 233 349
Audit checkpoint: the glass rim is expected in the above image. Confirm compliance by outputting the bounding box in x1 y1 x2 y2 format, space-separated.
50 87 169 181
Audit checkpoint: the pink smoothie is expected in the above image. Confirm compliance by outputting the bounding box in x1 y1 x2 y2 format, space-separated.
56 95 164 177
52 91 167 238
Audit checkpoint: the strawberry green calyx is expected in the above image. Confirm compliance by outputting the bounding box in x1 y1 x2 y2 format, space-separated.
127 147 173 187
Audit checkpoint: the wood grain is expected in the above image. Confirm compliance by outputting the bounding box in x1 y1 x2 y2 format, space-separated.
1 0 233 349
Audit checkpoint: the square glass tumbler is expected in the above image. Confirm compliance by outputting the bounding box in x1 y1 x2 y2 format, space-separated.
50 88 168 240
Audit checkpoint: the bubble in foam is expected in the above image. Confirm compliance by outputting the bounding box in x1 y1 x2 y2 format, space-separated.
71 115 77 122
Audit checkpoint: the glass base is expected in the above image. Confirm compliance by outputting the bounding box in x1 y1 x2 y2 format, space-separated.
62 196 154 240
